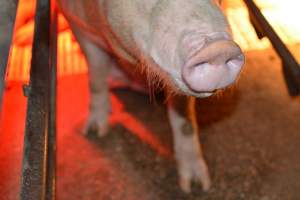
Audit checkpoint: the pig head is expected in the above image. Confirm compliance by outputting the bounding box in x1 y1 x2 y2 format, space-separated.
59 0 244 193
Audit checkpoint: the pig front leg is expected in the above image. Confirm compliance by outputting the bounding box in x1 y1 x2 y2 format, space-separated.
168 96 211 193
84 50 111 137
70 26 111 137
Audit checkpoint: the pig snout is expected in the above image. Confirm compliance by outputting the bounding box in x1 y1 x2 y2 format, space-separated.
182 37 244 93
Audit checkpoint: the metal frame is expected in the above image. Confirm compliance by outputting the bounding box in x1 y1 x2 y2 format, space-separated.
243 0 300 96
20 0 57 199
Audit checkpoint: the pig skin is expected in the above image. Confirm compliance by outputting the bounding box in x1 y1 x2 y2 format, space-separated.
57 0 236 193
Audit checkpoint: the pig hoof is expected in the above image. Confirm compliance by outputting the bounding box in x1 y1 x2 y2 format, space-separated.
178 157 211 193
84 121 109 137
83 117 109 137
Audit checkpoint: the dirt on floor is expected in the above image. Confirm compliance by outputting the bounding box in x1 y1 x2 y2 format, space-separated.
1 47 300 200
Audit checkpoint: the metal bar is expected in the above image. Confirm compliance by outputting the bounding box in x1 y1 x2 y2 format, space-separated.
20 0 57 199
46 1 58 199
243 0 300 96
0 0 19 110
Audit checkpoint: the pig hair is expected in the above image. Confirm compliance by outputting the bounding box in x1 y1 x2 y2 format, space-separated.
138 54 183 102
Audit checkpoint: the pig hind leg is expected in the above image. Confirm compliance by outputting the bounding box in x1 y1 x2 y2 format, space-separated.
168 96 211 193
70 25 111 137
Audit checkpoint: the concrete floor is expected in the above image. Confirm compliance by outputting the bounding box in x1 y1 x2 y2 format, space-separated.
1 46 300 199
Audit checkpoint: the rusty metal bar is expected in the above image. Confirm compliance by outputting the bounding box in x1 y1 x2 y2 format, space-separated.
0 0 19 110
46 1 58 199
20 0 57 199
243 0 300 96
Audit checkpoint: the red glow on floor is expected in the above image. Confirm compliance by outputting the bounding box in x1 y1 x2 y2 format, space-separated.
0 81 26 199
110 95 171 157
1 74 172 199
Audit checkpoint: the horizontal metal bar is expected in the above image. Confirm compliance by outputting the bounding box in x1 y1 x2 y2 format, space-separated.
0 0 19 109
243 0 300 96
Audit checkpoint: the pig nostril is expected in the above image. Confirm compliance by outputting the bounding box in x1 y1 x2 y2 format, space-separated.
226 53 245 69
233 54 244 62
181 39 245 93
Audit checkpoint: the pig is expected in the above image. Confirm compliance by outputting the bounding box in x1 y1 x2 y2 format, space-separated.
58 0 244 193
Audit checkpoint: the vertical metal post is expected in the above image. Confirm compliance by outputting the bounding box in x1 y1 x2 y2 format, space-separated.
20 0 57 199
0 0 19 110
46 1 58 199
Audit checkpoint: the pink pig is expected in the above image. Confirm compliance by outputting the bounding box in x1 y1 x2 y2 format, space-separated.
58 0 244 193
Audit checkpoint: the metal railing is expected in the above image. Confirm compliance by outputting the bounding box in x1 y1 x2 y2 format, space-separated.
0 0 57 199
244 0 300 96
19 0 57 199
